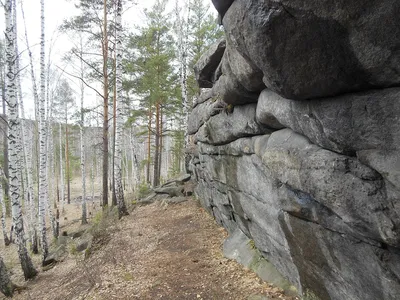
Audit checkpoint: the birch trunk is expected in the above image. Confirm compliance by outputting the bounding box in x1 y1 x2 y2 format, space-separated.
114 0 128 218
59 123 65 213
38 0 49 261
102 0 109 208
21 3 39 253
0 169 10 246
130 127 140 190
5 0 37 278
80 37 87 224
175 0 190 172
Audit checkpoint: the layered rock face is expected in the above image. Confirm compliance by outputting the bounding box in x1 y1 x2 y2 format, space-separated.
189 1 400 299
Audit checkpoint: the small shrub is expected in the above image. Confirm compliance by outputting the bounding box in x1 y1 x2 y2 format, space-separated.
123 272 134 281
138 183 151 199
247 239 256 250
69 244 77 255
302 290 321 300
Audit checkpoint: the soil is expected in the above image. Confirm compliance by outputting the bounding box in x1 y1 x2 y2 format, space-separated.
1 192 298 300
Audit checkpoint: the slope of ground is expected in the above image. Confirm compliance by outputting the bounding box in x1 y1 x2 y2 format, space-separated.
3 197 298 300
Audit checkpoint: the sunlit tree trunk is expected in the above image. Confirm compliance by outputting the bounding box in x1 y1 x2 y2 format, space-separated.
146 107 152 184
59 123 65 213
38 0 49 261
5 0 37 278
175 0 190 151
102 0 109 208
114 0 128 218
80 36 87 224
130 127 140 191
153 102 160 187
21 1 39 254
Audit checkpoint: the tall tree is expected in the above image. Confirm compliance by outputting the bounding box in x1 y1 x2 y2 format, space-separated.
38 0 49 261
4 0 37 277
114 0 128 217
126 0 177 187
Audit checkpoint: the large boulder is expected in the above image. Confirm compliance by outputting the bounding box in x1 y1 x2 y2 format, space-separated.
222 0 400 100
194 39 226 88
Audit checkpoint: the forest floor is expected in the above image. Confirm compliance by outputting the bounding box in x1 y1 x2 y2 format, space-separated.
0 182 298 300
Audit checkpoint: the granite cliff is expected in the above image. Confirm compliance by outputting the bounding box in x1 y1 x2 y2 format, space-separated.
188 1 400 299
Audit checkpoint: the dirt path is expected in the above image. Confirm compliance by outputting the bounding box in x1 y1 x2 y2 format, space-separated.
8 198 296 300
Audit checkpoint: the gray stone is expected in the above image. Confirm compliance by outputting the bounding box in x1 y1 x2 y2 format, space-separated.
195 103 271 145
43 244 68 267
223 0 400 100
211 55 260 105
262 129 400 247
256 88 400 155
224 228 297 295
225 41 265 93
188 99 228 135
153 186 184 197
76 233 93 252
194 39 226 88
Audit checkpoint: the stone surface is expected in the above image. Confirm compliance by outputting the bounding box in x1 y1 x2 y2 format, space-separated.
194 39 226 88
154 186 184 197
195 103 271 145
191 2 400 298
256 88 400 156
223 0 400 100
224 228 296 295
191 126 400 299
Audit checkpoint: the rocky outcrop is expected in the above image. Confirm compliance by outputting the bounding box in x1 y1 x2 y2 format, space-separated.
190 2 400 299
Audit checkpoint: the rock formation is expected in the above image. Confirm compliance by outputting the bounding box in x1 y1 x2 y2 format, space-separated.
189 1 400 299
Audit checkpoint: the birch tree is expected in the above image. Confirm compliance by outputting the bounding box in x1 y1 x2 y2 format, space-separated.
114 0 128 218
0 169 9 246
4 0 37 278
38 0 49 261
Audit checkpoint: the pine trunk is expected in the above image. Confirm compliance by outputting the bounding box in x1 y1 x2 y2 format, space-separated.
153 102 160 187
146 107 152 184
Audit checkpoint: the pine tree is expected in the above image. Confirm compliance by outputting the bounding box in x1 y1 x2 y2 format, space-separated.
125 0 177 187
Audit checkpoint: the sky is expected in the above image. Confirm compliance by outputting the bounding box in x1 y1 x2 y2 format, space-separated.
0 0 216 120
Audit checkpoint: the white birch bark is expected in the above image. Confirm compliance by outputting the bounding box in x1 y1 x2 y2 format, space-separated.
38 0 49 260
129 127 140 190
20 2 39 253
59 122 65 213
4 0 37 278
0 169 9 246
175 0 190 149
80 36 87 224
20 2 40 122
114 0 128 218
